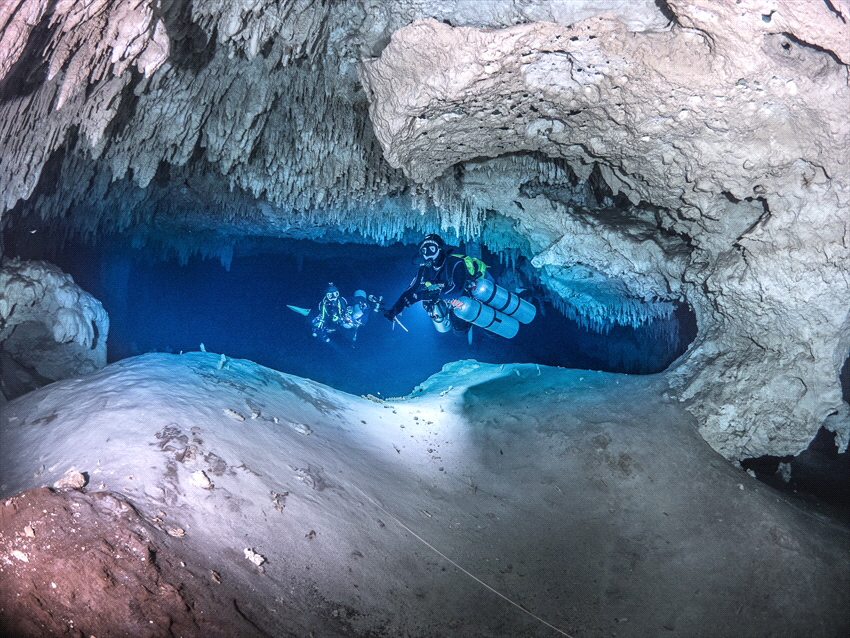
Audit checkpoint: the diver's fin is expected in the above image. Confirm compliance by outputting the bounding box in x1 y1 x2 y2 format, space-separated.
468 326 473 345
287 305 311 316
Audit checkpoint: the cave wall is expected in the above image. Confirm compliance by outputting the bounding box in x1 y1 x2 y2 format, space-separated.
0 1 668 243
0 258 109 401
358 1 850 459
0 0 848 460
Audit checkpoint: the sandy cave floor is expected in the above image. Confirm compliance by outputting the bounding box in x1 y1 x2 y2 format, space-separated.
1 352 848 637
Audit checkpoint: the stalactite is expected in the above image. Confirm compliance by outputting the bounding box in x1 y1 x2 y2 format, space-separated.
536 262 677 334
0 0 169 212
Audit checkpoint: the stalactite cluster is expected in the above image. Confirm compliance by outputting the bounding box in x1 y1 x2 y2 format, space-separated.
0 0 847 460
0 0 169 213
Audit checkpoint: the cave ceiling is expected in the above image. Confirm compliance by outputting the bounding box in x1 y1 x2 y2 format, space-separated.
0 0 848 462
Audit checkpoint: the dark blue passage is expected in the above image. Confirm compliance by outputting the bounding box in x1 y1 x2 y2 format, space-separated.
10 238 695 397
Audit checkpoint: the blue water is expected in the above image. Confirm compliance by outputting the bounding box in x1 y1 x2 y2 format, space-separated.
9 237 695 397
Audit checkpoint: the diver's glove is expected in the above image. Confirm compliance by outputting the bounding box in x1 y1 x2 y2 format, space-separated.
384 298 408 322
384 301 405 322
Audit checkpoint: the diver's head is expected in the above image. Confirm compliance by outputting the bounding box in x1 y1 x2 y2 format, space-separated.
419 234 447 268
325 283 339 300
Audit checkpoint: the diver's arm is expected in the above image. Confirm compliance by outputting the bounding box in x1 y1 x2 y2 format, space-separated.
385 269 424 320
385 290 415 320
315 300 328 327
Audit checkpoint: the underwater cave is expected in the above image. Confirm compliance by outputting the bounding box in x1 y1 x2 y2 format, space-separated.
1 1 848 636
4 229 698 398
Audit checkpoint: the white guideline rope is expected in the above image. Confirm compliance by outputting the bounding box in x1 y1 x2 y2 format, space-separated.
351 485 573 638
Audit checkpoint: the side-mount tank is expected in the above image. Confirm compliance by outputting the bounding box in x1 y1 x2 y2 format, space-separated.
451 296 520 339
470 279 536 324
428 300 452 333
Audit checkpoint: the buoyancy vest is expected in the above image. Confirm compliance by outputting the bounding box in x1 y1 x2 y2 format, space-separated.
452 254 488 280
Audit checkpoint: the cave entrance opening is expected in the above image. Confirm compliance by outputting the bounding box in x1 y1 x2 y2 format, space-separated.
739 360 850 525
5 234 696 397
741 425 850 526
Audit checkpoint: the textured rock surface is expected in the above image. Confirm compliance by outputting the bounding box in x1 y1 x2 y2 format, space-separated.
0 487 286 637
0 259 109 401
0 0 169 212
1 354 848 637
0 1 666 239
359 2 850 459
0 0 848 460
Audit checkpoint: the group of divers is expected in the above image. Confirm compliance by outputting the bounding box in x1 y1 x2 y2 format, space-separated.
288 234 537 344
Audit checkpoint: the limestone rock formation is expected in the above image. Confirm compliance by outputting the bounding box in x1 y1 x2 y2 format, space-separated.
359 2 850 459
0 0 847 460
0 0 169 212
0 258 109 401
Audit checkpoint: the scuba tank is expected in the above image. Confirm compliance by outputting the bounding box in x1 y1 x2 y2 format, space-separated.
427 300 452 333
350 290 369 327
451 296 520 339
469 278 536 324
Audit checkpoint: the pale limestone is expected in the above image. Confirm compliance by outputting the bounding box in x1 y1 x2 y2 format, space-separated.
0 259 109 401
0 0 847 459
359 2 850 458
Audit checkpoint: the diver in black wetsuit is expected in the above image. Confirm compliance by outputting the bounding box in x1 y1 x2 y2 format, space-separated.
383 234 487 334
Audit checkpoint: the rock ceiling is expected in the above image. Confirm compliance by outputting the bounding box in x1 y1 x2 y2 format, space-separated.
0 0 848 461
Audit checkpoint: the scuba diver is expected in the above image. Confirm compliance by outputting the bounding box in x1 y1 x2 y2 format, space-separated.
346 289 383 341
312 283 348 343
383 234 536 339
300 284 382 344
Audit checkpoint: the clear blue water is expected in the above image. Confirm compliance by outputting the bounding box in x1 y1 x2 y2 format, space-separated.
9 237 695 397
